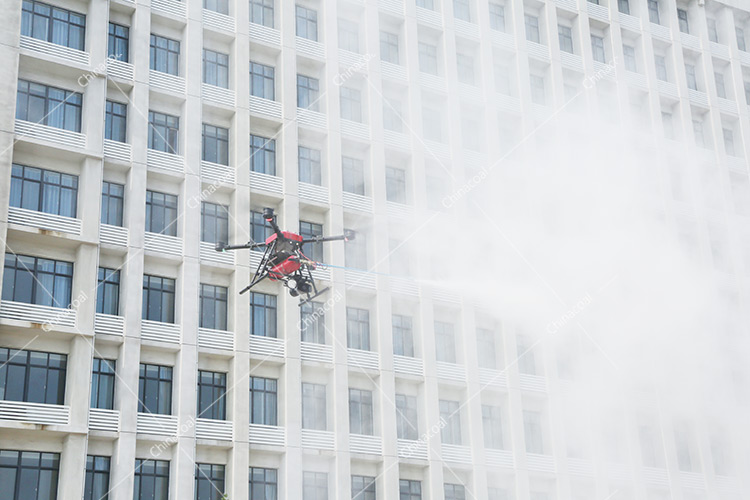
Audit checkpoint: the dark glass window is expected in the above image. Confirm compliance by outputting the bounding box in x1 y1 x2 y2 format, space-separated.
482 404 504 449
558 25 573 54
434 321 456 363
476 328 497 369
10 163 78 217
524 14 540 43
21 0 85 50
204 0 229 15
250 210 273 244
530 74 546 105
346 307 370 351
96 267 120 316
90 358 116 410
618 0 630 14
418 42 438 75
395 394 418 440
295 5 318 41
200 284 228 331
400 480 422 500
523 410 544 453
250 292 277 337
303 471 328 500
250 134 276 175
342 156 365 195
16 79 81 132
489 3 505 31
385 166 406 203
340 86 362 122
250 61 275 100
0 449 60 500
149 34 180 75
249 467 278 500
298 146 321 185
392 314 414 357
145 190 178 236
352 476 376 500
2 253 73 308
138 364 172 415
648 0 660 24
380 31 399 64
134 459 170 500
299 221 323 262
623 45 637 72
142 275 176 323
444 483 466 500
203 49 229 88
250 376 277 425
300 301 325 344
107 22 129 61
453 0 470 21
344 229 367 269
101 181 124 227
84 455 110 500
297 74 320 111
301 382 326 430
202 124 229 166
591 35 606 63
349 388 374 435
677 8 689 33
197 370 226 420
105 100 127 142
439 399 462 444
195 463 225 500
0 348 67 405
250 0 274 27
201 202 229 244
148 111 179 154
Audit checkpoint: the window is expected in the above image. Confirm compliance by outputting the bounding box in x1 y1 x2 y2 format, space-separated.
419 42 439 75
386 166 407 203
16 79 82 132
108 22 129 61
662 112 674 139
530 74 545 104
517 335 537 375
558 25 573 54
150 34 180 75
685 64 697 90
250 61 275 100
200 284 228 331
495 64 511 94
344 229 367 269
677 8 689 33
250 0 274 27
138 364 172 414
707 19 718 43
618 0 629 15
251 210 272 244
204 0 229 15
84 455 110 500
203 49 229 88
488 488 509 500
303 472 328 500
302 382 326 429
0 450 60 500
654 55 668 81
96 267 120 316
349 388 374 435
489 3 505 31
380 31 399 64
105 100 127 142
299 146 322 185
623 44 636 72
250 292 277 337
296 5 318 41
453 0 470 21
525 14 540 43
145 190 178 236
300 301 325 343
591 35 605 63
723 128 736 156
638 423 662 467
148 110 179 154
439 399 462 444
434 321 456 363
347 307 370 350
482 405 504 449
693 119 705 148
340 86 362 122
476 328 497 369
250 467 278 500
422 107 443 141
392 314 414 357
396 394 419 440
338 19 359 52
715 72 727 99
352 476 377 500
201 201 229 245
90 358 116 410
523 410 544 453
195 463 225 500
101 181 124 227
142 275 175 323
299 220 323 262
456 54 475 85
134 459 169 500
444 484 466 500
197 370 226 420
342 156 365 195
2 253 73 308
400 480 422 500
383 98 403 132
416 0 433 9
0 348 66 404
737 27 746 52
250 134 276 175
648 0 660 24
250 376 278 425
10 163 78 217
297 74 320 110
21 0 85 50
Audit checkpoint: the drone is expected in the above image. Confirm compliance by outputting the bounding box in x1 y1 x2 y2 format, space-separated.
216 207 354 305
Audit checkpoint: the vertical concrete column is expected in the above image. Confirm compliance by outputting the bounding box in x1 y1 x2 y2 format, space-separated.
59 433 88 500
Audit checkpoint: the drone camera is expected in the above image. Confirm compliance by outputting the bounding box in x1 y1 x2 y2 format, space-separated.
215 241 227 252
263 207 275 221
344 230 356 241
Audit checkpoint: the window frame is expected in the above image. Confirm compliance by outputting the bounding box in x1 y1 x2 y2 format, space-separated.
134 459 170 500
250 376 278 425
108 22 129 62
10 163 78 217
2 253 74 308
16 79 82 132
199 283 228 331
105 100 127 143
141 274 176 323
200 201 229 245
96 267 120 316
298 146 322 185
21 0 86 51
147 110 180 154
0 347 67 405
203 48 230 88
84 455 110 500
145 189 178 236
197 370 227 420
101 181 124 227
250 61 275 100
149 33 180 76
138 363 173 415
90 358 116 410
0 449 61 500
250 134 277 175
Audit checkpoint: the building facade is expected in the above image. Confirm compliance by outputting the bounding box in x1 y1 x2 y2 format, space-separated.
0 0 749 499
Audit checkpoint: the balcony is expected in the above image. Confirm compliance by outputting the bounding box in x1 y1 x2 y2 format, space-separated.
709 42 729 59
152 0 186 18
389 277 419 296
144 232 183 257
342 192 374 213
19 35 89 66
350 434 382 455
567 457 595 476
436 362 466 383
0 400 70 426
203 8 235 33
340 119 370 141
485 449 514 468
527 453 556 473
490 31 515 51
249 95 282 120
106 58 134 82
298 182 329 205
586 2 609 21
555 0 576 11
249 423 286 446
89 408 120 432
0 301 76 329
200 160 235 186
198 327 234 351
431 287 461 303
679 32 701 51
249 171 283 195
380 61 407 82
650 22 671 41
397 438 428 460
347 349 379 371
739 50 750 66
300 341 333 364
147 149 185 175
8 207 81 235
195 418 233 441
393 355 424 376
419 73 447 93
458 83 482 103
656 80 679 99
296 36 325 60
478 367 508 388
618 12 640 31
248 23 281 47
454 19 479 40
202 83 235 108
560 52 583 71
519 373 547 392
103 139 132 162
624 71 647 90
687 89 709 107
297 108 328 130
249 335 286 359
94 313 125 337
15 119 85 149
301 429 335 450
379 0 402 15
200 241 235 266
607 462 633 480
141 319 181 344
496 93 521 113
136 412 178 436
643 466 669 486
383 130 411 150
716 97 736 115
100 224 128 247
344 269 376 289
415 7 442 28
339 49 366 70
424 139 450 160
149 70 186 95
442 444 472 464
526 41 549 61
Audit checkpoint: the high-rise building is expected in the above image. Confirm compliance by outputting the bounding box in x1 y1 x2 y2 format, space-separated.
0 0 748 499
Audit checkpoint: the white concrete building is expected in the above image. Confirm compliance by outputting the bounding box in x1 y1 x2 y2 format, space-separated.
0 0 749 499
